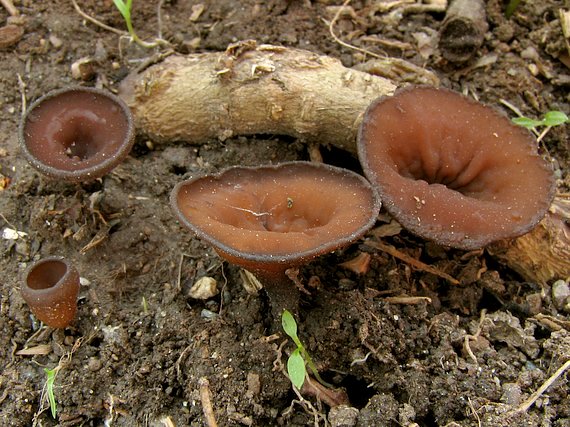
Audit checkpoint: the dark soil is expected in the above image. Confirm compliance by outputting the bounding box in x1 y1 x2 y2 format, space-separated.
1 1 569 426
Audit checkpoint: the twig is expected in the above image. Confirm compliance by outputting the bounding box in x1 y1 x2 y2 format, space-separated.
198 377 218 427
467 396 482 427
1 0 18 16
384 296 432 305
364 239 460 285
71 0 126 36
515 359 570 413
16 73 26 120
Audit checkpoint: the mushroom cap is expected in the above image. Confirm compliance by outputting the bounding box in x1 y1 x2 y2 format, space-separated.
171 162 380 273
21 257 80 328
357 86 556 250
19 87 135 182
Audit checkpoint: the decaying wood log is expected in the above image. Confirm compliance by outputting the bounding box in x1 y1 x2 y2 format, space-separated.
118 42 396 154
488 196 570 285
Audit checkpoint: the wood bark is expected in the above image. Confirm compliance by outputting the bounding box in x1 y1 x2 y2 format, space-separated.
118 42 396 154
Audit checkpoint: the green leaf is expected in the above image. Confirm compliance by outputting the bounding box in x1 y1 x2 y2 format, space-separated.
281 310 298 340
44 368 57 418
287 349 306 389
512 116 544 129
543 111 568 127
112 0 129 20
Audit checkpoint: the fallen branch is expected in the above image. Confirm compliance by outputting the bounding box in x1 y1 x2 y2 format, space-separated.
118 41 396 154
488 195 570 285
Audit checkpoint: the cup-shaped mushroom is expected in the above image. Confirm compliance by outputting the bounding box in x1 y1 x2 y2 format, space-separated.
357 86 556 250
21 257 80 328
19 87 135 182
171 161 381 318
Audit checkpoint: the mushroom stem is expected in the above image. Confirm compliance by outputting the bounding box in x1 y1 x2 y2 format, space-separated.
255 269 301 326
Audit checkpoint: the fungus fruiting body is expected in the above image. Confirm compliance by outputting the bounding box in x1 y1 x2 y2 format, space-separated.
21 257 80 328
358 86 555 250
171 161 380 319
19 87 135 182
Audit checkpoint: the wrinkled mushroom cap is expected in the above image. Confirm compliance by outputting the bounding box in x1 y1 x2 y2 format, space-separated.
358 86 556 250
19 87 135 182
21 256 80 328
171 162 380 272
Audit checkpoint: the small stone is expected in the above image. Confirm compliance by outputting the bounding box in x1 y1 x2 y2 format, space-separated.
552 280 570 311
71 57 96 81
501 382 522 405
87 357 102 372
328 405 359 427
188 276 218 300
49 34 63 48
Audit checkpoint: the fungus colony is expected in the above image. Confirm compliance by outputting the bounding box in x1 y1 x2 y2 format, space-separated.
17 84 555 324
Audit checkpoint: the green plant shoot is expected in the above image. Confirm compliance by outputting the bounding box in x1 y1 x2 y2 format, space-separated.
112 0 162 48
505 0 521 19
282 310 332 390
512 110 568 144
44 367 58 418
512 111 569 130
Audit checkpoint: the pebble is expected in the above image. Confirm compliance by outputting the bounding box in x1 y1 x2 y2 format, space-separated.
328 405 359 427
188 276 219 300
552 280 570 311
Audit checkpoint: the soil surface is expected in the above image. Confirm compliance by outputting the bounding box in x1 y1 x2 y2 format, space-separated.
1 1 569 426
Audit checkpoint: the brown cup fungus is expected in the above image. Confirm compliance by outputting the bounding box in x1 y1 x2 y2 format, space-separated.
171 162 380 319
358 86 555 250
19 87 135 182
21 257 81 328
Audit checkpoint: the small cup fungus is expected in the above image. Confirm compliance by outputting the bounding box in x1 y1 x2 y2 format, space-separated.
19 87 135 182
358 86 556 250
21 257 81 328
171 161 380 318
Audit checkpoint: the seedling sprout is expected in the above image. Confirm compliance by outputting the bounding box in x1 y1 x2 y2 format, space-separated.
512 111 568 144
281 310 332 390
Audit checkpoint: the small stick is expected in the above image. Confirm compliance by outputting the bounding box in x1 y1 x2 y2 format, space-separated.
365 239 460 285
384 296 432 305
71 0 125 36
0 0 18 16
515 359 570 413
198 377 218 427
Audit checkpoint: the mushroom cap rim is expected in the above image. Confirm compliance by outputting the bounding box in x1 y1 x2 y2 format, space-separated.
170 161 381 267
23 256 78 295
356 85 556 250
18 86 136 182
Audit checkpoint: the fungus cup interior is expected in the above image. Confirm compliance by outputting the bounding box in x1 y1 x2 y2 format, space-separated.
22 257 80 328
19 87 135 182
358 86 555 250
171 161 380 319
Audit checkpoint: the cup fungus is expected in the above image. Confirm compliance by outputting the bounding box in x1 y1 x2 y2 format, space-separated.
171 161 380 319
21 257 81 328
19 87 135 182
358 86 556 250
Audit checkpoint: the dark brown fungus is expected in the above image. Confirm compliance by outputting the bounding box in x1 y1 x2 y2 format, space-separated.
357 86 556 250
171 161 380 320
19 87 135 182
21 257 80 328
